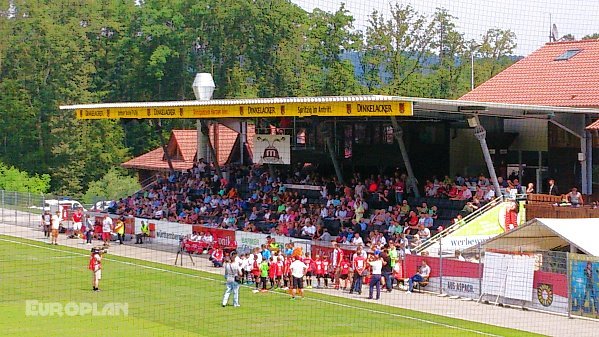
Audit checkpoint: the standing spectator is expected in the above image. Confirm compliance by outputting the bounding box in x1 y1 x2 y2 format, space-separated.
114 217 125 245
222 253 242 307
367 253 383 300
567 187 584 207
381 248 393 293
50 211 61 245
101 214 113 246
72 208 83 239
407 260 431 293
526 183 535 194
41 210 51 239
350 246 367 295
548 179 559 196
289 256 307 300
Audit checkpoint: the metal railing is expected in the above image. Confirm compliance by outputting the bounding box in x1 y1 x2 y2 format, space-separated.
414 195 505 254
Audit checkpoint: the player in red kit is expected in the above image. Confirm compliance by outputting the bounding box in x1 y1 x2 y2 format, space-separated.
302 252 314 289
282 256 292 290
350 247 367 295
314 255 325 288
339 258 351 291
331 242 344 290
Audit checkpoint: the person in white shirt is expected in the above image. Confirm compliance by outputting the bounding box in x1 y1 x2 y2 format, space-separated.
50 211 61 245
407 260 431 293
101 214 113 246
367 253 383 300
417 224 431 240
289 256 307 299
301 221 316 238
351 233 364 246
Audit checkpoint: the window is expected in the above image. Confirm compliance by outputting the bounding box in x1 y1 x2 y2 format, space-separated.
554 49 581 61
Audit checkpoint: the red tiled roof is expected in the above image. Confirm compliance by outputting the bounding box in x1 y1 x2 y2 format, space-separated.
122 125 256 172
586 119 599 131
460 40 599 108
121 148 193 171
171 130 198 162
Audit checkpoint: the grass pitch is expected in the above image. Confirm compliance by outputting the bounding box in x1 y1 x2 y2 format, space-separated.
0 235 544 337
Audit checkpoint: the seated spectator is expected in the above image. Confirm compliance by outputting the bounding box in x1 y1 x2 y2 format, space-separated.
317 228 332 242
300 219 316 239
210 247 224 267
403 211 419 235
462 201 478 214
418 213 433 229
351 232 364 246
406 260 431 293
416 224 430 241
483 187 495 201
567 187 584 207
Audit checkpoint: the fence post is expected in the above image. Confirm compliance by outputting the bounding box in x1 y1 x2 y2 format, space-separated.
28 192 31 227
14 191 18 225
439 237 443 294
1 190 4 222
566 252 572 319
478 244 483 298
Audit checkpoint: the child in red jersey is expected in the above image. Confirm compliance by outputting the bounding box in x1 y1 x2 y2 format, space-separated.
302 252 314 289
314 255 324 288
321 255 330 288
268 257 277 289
339 258 351 291
282 256 292 290
275 256 285 288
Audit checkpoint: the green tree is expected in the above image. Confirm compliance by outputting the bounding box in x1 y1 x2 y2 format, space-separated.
0 162 50 193
362 4 437 95
83 167 141 204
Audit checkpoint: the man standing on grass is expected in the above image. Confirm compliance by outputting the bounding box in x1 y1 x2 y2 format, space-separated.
289 256 307 300
222 253 242 307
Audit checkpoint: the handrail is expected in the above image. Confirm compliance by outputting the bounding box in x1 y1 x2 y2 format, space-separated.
414 195 505 253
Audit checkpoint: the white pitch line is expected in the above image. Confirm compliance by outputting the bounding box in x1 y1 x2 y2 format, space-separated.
0 237 504 337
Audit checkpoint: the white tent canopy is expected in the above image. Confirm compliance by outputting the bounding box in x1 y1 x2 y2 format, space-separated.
466 218 599 256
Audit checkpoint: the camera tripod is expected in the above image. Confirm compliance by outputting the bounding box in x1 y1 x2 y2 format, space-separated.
174 243 195 266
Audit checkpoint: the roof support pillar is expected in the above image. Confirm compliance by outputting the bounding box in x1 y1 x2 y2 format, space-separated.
154 119 175 174
201 121 222 178
196 120 209 163
325 135 343 185
390 117 419 198
581 131 588 195
473 124 502 198
586 131 593 195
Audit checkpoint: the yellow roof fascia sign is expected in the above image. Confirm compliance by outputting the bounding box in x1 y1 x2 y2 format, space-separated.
74 100 413 119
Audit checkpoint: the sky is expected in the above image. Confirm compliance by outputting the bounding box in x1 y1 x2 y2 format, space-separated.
294 0 599 55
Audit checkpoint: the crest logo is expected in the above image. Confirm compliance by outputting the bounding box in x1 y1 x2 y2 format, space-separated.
537 284 553 307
